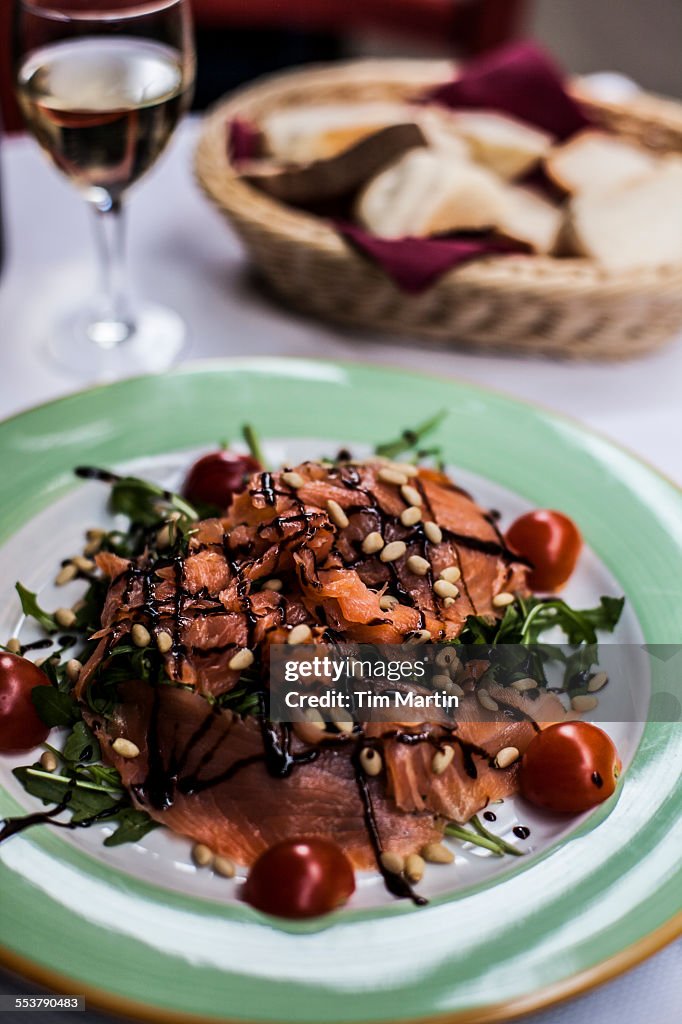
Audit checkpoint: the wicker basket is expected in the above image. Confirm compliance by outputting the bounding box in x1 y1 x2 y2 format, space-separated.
195 59 682 360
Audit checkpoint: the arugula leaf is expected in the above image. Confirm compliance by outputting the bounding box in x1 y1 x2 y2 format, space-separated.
456 595 624 647
103 808 159 847
12 767 121 819
375 410 447 461
31 687 80 728
109 475 198 527
15 583 57 633
63 721 101 764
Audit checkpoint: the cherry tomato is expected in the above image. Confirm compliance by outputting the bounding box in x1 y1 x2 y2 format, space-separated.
506 510 582 591
519 721 621 814
243 837 355 918
182 450 260 510
0 653 52 753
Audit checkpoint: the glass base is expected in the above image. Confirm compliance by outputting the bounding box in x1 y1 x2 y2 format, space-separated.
48 302 187 382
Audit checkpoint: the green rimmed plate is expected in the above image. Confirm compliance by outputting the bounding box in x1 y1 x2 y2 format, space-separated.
0 358 680 1023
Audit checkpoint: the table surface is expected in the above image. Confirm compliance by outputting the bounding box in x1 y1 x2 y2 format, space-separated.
0 117 680 1024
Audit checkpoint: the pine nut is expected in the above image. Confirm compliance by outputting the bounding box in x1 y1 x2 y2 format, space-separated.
571 695 599 712
112 737 140 759
40 751 58 773
400 505 422 527
288 623 312 645
156 631 173 654
422 842 454 864
378 468 408 486
156 525 171 550
359 747 383 776
588 671 608 692
406 554 430 576
362 531 384 555
83 537 102 557
477 689 499 712
282 471 304 489
303 708 326 730
55 607 76 629
192 843 214 868
389 462 419 477
86 528 106 542
72 555 94 573
439 566 461 583
326 499 349 529
262 578 283 592
131 623 151 648
228 648 254 671
405 853 425 883
380 541 406 563
6 638 21 655
406 629 431 645
432 674 453 689
494 746 520 769
213 855 236 878
401 484 422 507
55 564 77 586
443 680 464 698
423 521 442 544
435 648 459 669
380 594 399 611
492 592 515 608
65 659 82 682
511 677 537 692
432 745 455 774
443 597 456 608
434 579 459 599
333 716 354 734
380 851 404 874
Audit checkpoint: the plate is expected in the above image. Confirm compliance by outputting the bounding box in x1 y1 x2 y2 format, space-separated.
0 358 680 1023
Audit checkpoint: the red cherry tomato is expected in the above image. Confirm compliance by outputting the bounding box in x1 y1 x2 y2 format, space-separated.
243 837 355 918
182 450 260 510
506 510 582 591
519 721 621 814
0 653 52 753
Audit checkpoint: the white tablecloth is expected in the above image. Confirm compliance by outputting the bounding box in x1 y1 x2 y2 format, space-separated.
0 118 679 1023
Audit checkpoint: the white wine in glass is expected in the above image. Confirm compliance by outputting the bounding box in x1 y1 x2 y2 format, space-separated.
14 1 195 378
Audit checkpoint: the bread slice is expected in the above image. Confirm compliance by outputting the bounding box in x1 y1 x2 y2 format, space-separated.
546 130 657 194
261 102 423 163
241 122 427 206
497 186 563 253
564 163 682 271
440 110 553 179
355 148 511 239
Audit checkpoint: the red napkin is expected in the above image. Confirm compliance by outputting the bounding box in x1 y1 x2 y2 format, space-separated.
337 224 530 294
228 117 261 164
425 40 590 141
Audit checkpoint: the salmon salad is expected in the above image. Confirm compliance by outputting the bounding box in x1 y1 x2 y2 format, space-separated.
1 421 625 917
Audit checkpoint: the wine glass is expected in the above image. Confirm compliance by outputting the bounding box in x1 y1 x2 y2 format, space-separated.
14 0 195 379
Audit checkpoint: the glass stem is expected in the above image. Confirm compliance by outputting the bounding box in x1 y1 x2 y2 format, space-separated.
87 193 135 348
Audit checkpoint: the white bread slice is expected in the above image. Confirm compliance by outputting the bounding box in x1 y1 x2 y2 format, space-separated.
498 186 563 253
546 130 657 194
355 148 511 239
565 163 682 271
261 102 423 163
441 110 553 179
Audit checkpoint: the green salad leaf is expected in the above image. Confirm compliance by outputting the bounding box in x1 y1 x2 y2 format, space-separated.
31 686 80 728
15 583 57 633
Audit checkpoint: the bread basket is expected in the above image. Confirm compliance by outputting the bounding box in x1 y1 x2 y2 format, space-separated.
195 59 682 360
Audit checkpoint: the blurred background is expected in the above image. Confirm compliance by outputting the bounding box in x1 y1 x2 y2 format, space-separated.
2 0 681 131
